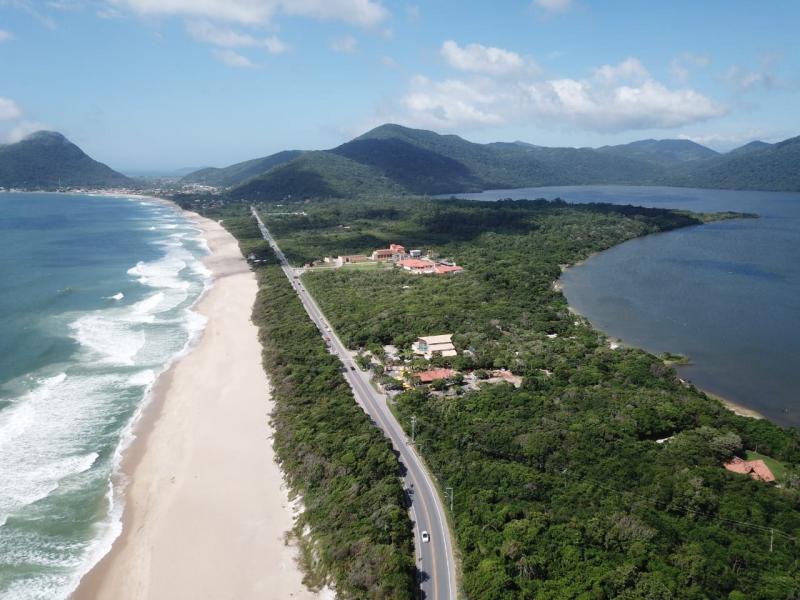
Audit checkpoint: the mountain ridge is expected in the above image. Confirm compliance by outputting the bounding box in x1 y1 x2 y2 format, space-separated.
221 125 799 199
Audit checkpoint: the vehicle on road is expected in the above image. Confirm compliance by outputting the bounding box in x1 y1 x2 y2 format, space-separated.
350 366 356 371
421 531 430 543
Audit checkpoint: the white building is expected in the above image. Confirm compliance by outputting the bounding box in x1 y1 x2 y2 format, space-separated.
412 334 457 359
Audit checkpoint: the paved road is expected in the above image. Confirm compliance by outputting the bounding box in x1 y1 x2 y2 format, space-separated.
252 207 457 600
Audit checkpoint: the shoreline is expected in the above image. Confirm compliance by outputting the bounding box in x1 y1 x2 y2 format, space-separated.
557 263 765 422
72 209 318 599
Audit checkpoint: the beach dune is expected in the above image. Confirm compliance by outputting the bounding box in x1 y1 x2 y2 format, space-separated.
73 213 317 600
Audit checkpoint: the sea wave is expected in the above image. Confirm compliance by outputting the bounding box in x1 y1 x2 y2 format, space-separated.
0 198 213 599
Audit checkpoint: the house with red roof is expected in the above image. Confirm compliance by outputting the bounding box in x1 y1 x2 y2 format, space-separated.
398 258 436 273
724 457 776 483
415 368 456 384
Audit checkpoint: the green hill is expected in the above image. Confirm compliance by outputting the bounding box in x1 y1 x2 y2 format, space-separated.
668 135 800 192
597 138 720 167
224 124 800 201
228 150 406 201
180 149 304 187
0 131 130 189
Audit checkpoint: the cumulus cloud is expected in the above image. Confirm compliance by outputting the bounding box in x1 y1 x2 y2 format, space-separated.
213 48 257 68
109 0 388 27
187 21 286 53
330 35 357 53
390 53 726 133
532 0 571 12
592 57 648 83
0 29 13 42
441 40 528 77
5 120 48 143
0 97 23 121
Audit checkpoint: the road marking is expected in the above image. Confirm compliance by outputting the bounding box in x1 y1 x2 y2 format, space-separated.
253 208 454 600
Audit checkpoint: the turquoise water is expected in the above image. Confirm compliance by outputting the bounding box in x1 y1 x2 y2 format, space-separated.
0 193 210 598
450 186 800 426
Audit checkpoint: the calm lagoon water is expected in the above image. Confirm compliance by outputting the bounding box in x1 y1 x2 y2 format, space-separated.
0 193 210 599
452 186 800 427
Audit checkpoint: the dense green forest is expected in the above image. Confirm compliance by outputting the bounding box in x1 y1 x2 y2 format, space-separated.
196 207 417 599
181 123 800 197
255 197 800 599
0 131 129 189
180 149 304 187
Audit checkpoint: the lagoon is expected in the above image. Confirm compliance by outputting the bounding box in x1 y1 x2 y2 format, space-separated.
452 186 800 427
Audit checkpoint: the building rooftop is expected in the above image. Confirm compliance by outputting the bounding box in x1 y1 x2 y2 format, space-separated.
724 457 776 482
433 265 464 275
419 334 453 345
398 258 434 269
416 368 456 383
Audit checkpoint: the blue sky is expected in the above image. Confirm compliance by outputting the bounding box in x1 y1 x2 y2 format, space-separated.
1 0 798 171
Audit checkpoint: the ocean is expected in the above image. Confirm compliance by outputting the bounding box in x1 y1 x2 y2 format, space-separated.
449 186 800 427
0 193 210 599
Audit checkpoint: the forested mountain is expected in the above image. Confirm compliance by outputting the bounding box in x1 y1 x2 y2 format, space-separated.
180 149 303 187
0 131 130 189
597 138 719 167
669 136 800 192
228 150 406 201
190 124 799 200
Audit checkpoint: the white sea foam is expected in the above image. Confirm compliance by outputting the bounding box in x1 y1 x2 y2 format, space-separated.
104 292 124 301
0 195 214 599
0 371 112 529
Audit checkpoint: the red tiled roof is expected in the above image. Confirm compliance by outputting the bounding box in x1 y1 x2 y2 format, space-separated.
433 265 464 274
390 244 405 252
724 457 776 482
398 258 433 269
416 368 456 383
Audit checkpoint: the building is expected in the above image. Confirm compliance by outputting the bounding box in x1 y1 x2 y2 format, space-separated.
409 249 422 258
415 368 456 384
371 243 407 262
433 264 464 275
413 334 457 359
724 457 776 482
398 258 436 273
335 254 369 267
371 248 395 261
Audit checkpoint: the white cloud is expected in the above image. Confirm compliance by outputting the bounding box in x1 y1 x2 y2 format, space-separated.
532 0 571 12
670 52 710 83
402 75 506 128
330 35 357 53
592 57 648 83
677 129 788 151
681 52 710 67
110 0 388 27
212 48 257 68
0 97 22 121
723 54 784 92
187 21 287 53
5 120 48 143
0 29 13 42
389 55 726 134
441 40 527 77
724 65 774 91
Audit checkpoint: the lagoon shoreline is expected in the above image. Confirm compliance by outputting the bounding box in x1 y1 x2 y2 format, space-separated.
71 210 317 600
558 261 765 422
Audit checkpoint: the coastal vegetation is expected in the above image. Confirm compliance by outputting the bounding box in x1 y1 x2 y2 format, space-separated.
254 196 800 599
201 207 417 599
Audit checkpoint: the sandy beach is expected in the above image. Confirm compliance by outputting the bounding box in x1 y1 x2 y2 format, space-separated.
72 212 318 600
